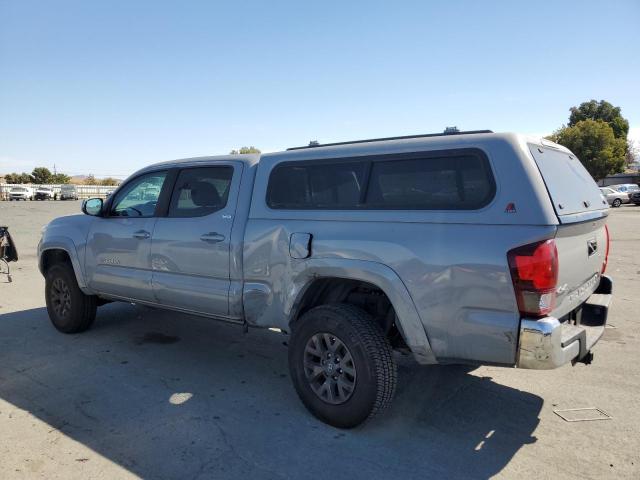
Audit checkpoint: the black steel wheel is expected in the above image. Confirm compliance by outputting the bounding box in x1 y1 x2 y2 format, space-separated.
289 303 397 428
45 263 97 333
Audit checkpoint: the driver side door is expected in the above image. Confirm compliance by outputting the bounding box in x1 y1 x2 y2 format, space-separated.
85 170 168 302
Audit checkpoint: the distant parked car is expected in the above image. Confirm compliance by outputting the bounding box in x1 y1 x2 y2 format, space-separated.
35 186 54 200
609 183 640 194
143 185 160 200
8 186 33 201
60 184 79 200
104 189 116 198
599 187 629 207
629 190 640 206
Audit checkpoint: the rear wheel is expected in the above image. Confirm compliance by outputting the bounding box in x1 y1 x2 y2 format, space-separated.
288 303 397 428
45 263 97 333
612 198 622 208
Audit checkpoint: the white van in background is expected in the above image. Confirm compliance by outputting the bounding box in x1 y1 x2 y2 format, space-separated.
9 186 34 201
60 184 79 200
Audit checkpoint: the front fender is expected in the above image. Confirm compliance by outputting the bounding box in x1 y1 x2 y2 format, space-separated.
38 235 90 293
244 258 437 364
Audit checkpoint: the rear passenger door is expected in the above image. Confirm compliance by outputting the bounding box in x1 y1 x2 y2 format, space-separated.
150 164 240 317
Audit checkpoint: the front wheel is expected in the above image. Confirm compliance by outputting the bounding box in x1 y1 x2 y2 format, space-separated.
612 198 622 208
45 263 97 333
288 304 397 428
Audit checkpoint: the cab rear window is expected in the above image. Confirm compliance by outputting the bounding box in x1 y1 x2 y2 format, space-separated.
266 149 495 210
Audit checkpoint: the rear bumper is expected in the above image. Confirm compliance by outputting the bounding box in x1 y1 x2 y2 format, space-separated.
517 275 612 369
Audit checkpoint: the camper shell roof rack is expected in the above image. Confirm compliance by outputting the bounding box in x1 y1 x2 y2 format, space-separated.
287 129 494 151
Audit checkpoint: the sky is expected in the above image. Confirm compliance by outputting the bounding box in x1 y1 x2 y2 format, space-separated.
1 0 639 178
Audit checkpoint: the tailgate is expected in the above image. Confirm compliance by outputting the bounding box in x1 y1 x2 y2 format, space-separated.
553 212 608 317
529 143 608 223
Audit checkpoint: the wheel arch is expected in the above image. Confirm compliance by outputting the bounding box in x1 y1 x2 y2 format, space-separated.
39 238 89 293
286 259 437 364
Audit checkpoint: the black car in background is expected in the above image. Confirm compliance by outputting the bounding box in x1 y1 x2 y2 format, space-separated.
34 187 54 200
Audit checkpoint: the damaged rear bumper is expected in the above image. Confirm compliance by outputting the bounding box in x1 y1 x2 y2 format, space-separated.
517 275 612 369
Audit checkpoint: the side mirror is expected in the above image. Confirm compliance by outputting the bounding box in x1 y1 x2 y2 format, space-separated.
82 198 104 216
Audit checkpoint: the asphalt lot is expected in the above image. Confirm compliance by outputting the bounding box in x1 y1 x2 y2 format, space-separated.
0 200 638 479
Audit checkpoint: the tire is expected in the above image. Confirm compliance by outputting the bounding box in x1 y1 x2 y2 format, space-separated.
612 198 622 208
45 263 97 333
288 303 397 428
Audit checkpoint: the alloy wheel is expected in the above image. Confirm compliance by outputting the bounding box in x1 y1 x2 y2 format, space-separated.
51 277 72 318
303 333 357 405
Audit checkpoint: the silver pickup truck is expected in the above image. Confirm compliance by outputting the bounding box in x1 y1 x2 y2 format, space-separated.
38 130 613 428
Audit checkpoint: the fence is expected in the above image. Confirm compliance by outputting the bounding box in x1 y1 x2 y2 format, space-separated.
0 184 117 200
597 174 640 187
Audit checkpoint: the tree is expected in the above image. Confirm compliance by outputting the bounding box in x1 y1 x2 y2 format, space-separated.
549 119 626 180
6 172 34 184
4 173 19 184
84 174 96 185
51 173 71 184
569 100 629 140
230 146 261 154
31 167 53 184
100 177 120 186
4 172 34 184
20 173 32 183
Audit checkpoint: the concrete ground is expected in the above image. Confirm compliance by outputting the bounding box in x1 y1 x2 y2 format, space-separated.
0 200 638 480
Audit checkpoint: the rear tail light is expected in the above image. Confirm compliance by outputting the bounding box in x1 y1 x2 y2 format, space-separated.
507 239 559 318
602 224 610 274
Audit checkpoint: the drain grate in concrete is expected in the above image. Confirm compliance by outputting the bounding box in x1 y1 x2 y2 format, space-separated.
554 407 612 422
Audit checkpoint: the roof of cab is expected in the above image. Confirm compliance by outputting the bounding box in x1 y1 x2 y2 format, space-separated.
134 153 261 176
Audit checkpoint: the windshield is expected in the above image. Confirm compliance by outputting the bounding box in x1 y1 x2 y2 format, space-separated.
11 187 27 192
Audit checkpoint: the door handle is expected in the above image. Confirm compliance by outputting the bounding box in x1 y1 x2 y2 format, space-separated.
133 230 151 239
200 232 225 243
